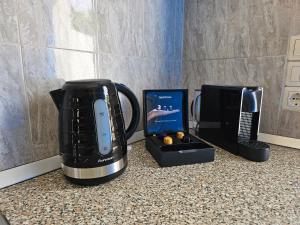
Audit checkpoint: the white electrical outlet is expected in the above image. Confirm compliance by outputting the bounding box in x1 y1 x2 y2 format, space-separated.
288 92 300 107
283 87 300 111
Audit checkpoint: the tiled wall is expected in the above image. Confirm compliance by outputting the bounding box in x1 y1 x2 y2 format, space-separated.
0 0 97 171
0 0 184 171
3 0 298 173
96 0 184 129
182 0 300 139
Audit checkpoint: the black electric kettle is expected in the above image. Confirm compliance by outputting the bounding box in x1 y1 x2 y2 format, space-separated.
50 79 140 185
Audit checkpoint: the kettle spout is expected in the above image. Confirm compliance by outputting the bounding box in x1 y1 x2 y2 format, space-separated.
50 89 64 109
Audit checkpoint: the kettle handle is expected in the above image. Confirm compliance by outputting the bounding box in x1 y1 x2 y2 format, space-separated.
115 83 140 140
191 100 194 117
50 89 65 110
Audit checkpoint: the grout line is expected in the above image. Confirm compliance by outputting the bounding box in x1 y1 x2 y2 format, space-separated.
181 0 188 87
93 0 100 79
183 55 288 62
0 42 20 47
173 0 177 61
173 0 178 87
97 51 180 62
278 57 286 132
126 0 130 58
47 46 95 54
179 0 186 86
142 0 145 58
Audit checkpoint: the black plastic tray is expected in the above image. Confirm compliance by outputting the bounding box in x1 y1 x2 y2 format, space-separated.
145 134 215 167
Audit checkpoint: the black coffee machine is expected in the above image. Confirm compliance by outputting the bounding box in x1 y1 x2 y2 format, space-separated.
195 85 269 162
50 80 140 185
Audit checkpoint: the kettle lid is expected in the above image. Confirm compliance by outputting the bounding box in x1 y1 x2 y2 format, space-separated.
63 79 112 89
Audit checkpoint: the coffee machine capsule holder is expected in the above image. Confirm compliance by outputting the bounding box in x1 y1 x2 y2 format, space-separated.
195 85 270 162
143 89 215 167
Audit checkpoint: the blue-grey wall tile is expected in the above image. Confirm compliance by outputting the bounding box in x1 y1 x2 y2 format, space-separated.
249 0 294 57
18 0 96 51
143 0 175 59
248 0 264 17
290 17 300 36
174 60 183 88
97 0 130 55
206 59 226 85
184 0 294 59
183 0 228 60
224 57 264 86
128 57 175 90
224 58 263 86
181 61 191 89
290 1 300 36
184 59 226 88
224 58 248 86
0 45 33 171
128 0 144 57
227 0 250 58
260 56 286 135
211 57 265 87
155 60 176 89
174 0 185 60
201 0 228 59
97 0 144 57
99 55 176 91
22 47 63 160
0 0 18 44
22 47 96 160
98 53 129 79
183 0 205 60
248 15 268 57
246 57 264 85
18 0 52 47
277 110 300 139
50 48 96 80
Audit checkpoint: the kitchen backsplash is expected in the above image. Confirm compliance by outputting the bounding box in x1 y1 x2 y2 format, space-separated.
1 0 299 172
182 0 300 139
0 0 183 171
96 0 184 129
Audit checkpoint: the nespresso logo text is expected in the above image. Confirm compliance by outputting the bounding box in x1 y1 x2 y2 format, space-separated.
158 96 172 99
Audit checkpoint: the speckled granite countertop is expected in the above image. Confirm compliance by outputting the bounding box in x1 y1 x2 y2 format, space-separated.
0 141 299 225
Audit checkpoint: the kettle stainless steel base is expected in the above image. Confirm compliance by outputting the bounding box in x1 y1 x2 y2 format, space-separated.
62 156 128 185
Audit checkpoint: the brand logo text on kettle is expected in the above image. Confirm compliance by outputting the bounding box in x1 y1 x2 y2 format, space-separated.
98 156 113 163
